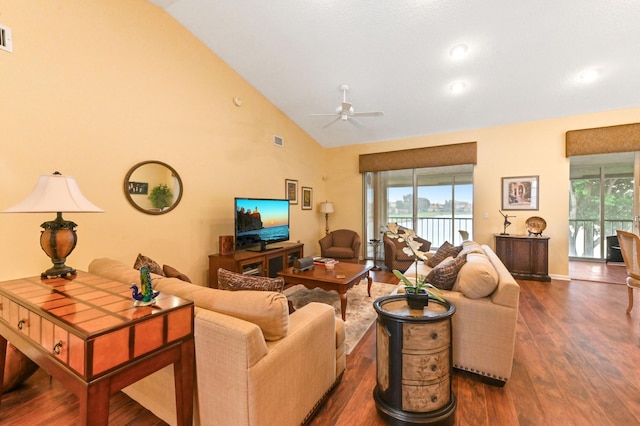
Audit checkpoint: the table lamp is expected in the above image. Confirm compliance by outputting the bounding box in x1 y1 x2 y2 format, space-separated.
320 201 334 235
2 171 104 278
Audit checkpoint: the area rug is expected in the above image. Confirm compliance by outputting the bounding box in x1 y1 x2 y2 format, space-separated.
284 281 399 354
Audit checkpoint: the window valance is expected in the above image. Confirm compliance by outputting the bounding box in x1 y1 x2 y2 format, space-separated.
358 141 477 173
566 122 640 157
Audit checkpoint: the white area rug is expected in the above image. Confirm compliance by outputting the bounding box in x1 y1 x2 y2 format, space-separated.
284 281 398 354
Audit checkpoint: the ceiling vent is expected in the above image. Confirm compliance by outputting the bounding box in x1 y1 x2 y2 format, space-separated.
0 25 12 53
274 135 284 147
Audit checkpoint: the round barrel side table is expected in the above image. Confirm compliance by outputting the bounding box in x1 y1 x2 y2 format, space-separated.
373 295 456 425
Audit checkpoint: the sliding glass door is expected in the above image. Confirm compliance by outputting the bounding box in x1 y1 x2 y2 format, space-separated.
569 152 638 260
363 165 473 260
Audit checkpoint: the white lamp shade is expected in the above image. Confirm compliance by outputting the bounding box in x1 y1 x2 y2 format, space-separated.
3 173 104 213
320 201 334 214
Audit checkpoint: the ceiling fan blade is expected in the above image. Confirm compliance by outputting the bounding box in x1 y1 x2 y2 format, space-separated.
322 116 341 128
352 111 384 117
348 117 364 127
309 113 339 117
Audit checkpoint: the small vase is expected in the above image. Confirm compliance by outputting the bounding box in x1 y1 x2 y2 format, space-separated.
405 288 429 310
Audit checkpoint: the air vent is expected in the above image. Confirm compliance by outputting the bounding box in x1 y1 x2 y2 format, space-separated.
274 135 284 147
0 25 12 53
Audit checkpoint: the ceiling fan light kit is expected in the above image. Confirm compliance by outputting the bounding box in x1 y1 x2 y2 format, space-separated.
309 84 384 128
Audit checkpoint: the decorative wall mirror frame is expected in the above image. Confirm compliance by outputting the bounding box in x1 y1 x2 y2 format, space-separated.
124 161 183 215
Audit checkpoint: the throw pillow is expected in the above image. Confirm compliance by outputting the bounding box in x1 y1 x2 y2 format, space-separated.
163 264 192 283
454 253 499 298
133 253 165 276
427 241 463 267
426 253 467 290
218 268 285 293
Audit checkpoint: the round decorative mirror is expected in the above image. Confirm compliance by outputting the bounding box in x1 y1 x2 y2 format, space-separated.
124 161 183 215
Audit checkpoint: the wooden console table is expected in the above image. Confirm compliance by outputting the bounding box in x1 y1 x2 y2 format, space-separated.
209 242 303 288
494 234 551 281
373 295 456 425
0 272 195 425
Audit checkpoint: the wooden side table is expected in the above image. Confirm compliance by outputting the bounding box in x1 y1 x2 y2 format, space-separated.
373 295 456 425
0 272 195 425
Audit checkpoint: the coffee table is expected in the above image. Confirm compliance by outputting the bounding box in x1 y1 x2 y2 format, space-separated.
278 263 372 321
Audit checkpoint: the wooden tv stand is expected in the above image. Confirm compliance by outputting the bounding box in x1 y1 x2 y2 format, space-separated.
208 242 304 288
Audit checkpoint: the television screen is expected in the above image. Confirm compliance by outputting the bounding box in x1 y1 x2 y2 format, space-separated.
235 197 290 251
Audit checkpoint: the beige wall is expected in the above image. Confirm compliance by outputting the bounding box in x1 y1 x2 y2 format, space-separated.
327 108 640 279
1 0 639 282
0 0 328 282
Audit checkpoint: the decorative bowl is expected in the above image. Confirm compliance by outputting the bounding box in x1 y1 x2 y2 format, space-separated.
525 216 547 236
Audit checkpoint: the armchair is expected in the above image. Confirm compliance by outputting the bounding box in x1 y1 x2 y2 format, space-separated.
319 229 361 263
615 230 640 313
383 228 431 272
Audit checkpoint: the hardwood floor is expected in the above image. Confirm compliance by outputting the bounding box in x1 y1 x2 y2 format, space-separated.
2 262 639 425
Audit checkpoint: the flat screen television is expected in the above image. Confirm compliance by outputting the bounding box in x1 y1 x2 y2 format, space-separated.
234 197 290 251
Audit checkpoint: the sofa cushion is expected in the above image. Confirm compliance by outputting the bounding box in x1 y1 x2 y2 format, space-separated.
427 253 467 290
162 264 191 283
133 253 165 276
454 252 499 298
218 268 284 292
459 240 485 256
427 241 462 267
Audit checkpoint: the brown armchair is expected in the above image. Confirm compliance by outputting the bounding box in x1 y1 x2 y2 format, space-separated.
383 229 431 272
319 229 361 263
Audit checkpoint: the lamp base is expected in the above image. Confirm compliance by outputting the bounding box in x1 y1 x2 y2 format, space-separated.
40 213 78 279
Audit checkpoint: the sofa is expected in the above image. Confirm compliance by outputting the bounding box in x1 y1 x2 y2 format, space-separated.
400 240 520 386
88 258 346 426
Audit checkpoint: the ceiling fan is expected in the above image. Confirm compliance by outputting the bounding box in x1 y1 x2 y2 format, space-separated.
309 84 384 128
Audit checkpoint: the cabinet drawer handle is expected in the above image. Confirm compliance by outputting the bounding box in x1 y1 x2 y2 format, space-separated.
431 395 438 403
431 365 438 372
431 332 438 340
17 319 26 330
53 340 63 355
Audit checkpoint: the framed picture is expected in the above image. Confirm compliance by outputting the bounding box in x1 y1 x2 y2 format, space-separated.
502 176 539 210
302 187 312 210
285 179 298 204
128 181 148 195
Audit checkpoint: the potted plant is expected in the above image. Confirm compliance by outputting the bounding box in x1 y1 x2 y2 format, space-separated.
384 223 445 309
148 183 173 210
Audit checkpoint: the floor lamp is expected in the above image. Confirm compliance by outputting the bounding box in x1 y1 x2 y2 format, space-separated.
3 172 104 278
320 201 334 235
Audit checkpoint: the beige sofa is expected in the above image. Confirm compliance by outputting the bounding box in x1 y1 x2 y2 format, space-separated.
88 258 346 426
401 241 520 386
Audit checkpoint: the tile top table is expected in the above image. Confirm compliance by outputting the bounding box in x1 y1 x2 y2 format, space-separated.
0 271 195 426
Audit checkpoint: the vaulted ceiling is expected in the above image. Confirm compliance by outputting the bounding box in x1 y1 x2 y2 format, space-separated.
148 1 640 147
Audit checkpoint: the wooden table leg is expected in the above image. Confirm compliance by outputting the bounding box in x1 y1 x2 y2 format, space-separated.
174 337 195 426
367 273 372 297
339 291 347 321
0 336 6 405
82 379 110 426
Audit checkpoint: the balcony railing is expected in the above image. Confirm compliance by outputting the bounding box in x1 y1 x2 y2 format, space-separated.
387 215 473 248
569 219 633 258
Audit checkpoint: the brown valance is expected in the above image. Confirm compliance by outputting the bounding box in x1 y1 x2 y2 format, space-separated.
566 122 640 157
358 141 477 173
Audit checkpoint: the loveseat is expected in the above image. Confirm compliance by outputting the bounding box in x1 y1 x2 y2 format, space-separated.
401 240 520 386
88 258 346 426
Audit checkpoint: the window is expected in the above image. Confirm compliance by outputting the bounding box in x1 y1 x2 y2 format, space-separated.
363 165 473 258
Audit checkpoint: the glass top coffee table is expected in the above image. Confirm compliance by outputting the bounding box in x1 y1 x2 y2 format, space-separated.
278 262 372 321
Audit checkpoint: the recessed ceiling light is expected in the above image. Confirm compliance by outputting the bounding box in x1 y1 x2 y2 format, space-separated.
449 44 468 59
578 68 600 83
450 81 466 93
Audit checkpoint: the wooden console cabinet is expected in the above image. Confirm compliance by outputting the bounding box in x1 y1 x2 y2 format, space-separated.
494 234 550 282
208 242 304 288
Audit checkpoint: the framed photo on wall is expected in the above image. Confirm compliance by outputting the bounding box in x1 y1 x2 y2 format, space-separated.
502 175 539 210
302 187 312 210
285 179 298 204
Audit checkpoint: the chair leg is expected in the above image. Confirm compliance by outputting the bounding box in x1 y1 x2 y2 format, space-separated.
627 286 634 314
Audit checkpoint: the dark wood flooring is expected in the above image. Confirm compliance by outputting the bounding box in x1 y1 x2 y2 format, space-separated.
2 261 639 425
